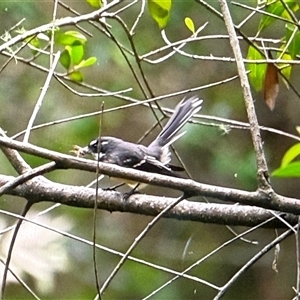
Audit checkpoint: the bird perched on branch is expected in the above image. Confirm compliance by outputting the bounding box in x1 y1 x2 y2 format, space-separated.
75 96 202 189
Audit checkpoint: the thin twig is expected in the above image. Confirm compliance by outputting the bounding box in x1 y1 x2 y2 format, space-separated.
50 0 58 67
98 194 187 297
130 0 145 34
23 51 61 143
0 259 40 300
296 217 300 297
214 226 295 299
0 0 122 53
0 128 31 174
143 215 276 299
1 201 33 299
0 36 35 74
0 208 217 287
92 103 104 298
0 161 57 196
218 0 271 190
11 74 240 139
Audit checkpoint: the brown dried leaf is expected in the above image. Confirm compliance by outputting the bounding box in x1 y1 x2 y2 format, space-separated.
264 63 279 111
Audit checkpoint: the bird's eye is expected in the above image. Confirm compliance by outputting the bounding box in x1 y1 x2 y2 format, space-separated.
88 138 110 155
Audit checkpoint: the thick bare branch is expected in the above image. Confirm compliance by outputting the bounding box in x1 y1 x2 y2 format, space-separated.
0 174 297 228
0 137 299 215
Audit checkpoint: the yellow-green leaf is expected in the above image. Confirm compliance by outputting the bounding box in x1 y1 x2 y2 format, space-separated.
281 143 300 168
259 0 299 32
29 36 40 50
66 42 84 66
277 45 292 88
55 30 87 46
75 57 97 69
246 45 267 91
60 49 71 70
148 0 172 29
86 0 102 9
272 161 300 177
259 2 285 31
70 71 83 82
185 17 195 34
285 24 300 59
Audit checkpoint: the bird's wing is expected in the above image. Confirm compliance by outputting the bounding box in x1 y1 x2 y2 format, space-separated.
132 154 182 177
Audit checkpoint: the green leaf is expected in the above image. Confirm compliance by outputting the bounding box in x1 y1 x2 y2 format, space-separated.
185 17 195 34
281 143 300 167
259 1 285 31
55 30 87 46
259 0 299 32
260 0 298 30
69 71 83 82
148 0 172 29
75 57 97 69
86 0 102 8
281 0 299 18
273 142 300 178
272 161 300 177
285 24 300 59
27 36 40 55
277 45 292 88
29 36 40 49
60 49 71 70
246 45 267 91
66 42 84 65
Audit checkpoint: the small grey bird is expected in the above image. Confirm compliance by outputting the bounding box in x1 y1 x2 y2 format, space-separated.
79 96 202 185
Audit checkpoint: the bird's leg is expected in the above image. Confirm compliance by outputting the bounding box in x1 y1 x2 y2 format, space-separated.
104 182 126 191
122 183 141 201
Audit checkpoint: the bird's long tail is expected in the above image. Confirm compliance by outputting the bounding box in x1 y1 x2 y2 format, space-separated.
149 96 202 148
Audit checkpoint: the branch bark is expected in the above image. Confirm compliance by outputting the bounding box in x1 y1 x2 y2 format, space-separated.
0 174 297 228
219 0 271 190
0 136 300 216
0 0 122 53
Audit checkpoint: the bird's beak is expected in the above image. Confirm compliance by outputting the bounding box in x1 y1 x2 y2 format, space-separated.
80 146 94 158
70 145 91 158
